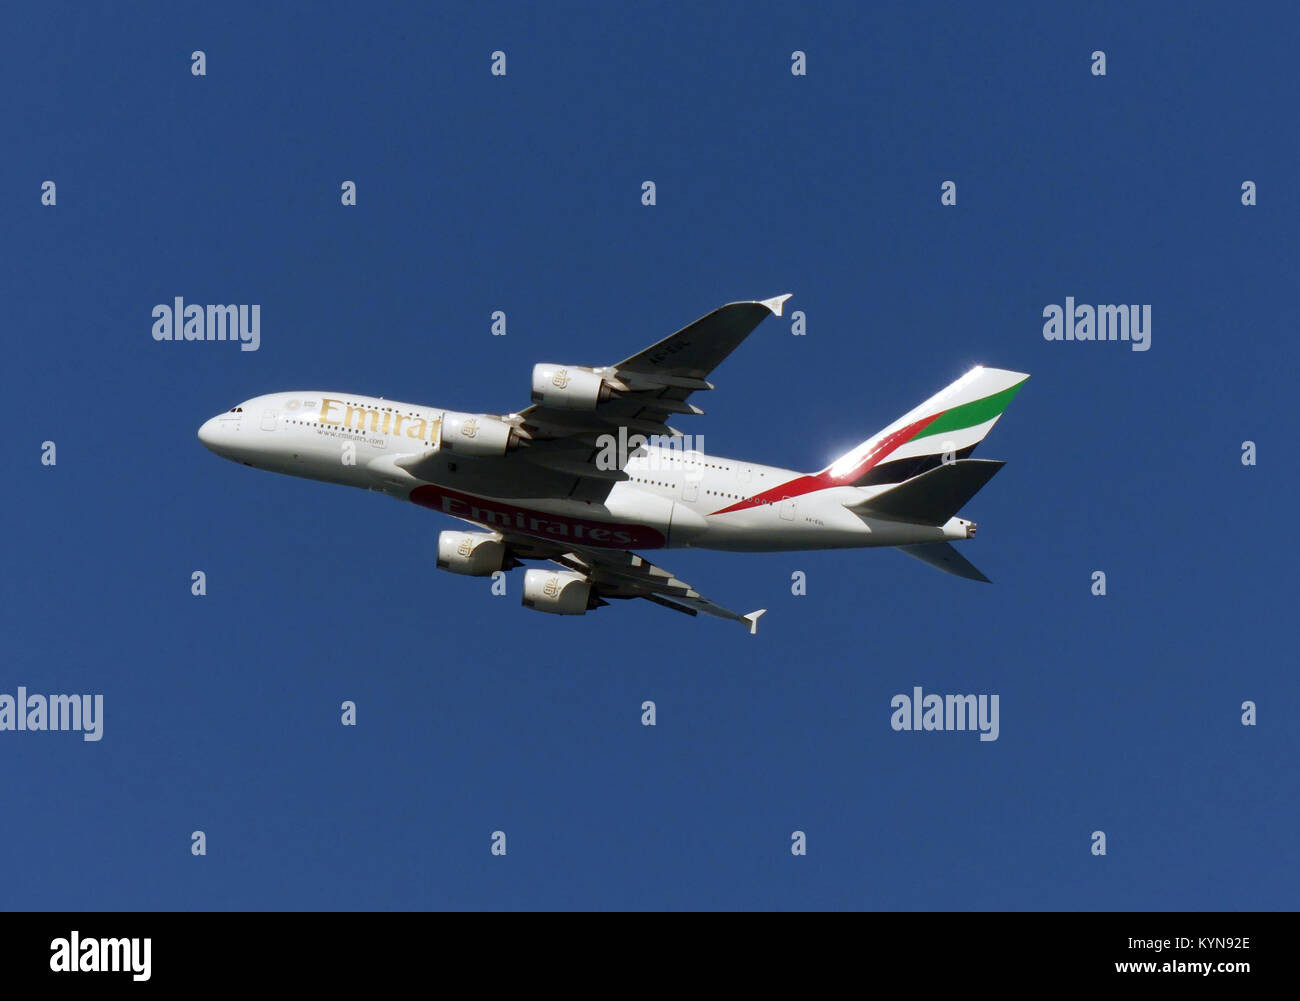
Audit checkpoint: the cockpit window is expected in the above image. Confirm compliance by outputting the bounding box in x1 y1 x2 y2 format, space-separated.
228 407 244 413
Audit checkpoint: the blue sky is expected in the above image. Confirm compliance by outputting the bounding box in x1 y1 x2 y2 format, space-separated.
3 1 1296 910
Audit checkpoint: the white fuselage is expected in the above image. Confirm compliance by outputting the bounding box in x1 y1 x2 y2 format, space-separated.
199 392 972 553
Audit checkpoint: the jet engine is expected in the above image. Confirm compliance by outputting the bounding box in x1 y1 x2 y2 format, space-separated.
521 568 596 616
436 531 513 576
530 364 615 410
440 412 524 457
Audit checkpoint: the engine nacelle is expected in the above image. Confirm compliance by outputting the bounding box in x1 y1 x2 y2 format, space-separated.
531 364 614 410
521 568 592 616
440 412 522 457
437 531 508 577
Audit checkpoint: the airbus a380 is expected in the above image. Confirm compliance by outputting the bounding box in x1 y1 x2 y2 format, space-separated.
198 295 1028 633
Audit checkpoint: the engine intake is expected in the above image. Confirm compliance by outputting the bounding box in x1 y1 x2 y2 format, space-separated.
440 412 523 457
521 569 593 616
437 531 510 576
531 364 614 410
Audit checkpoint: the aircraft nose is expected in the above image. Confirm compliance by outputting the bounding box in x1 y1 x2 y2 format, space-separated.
198 413 240 454
198 416 221 451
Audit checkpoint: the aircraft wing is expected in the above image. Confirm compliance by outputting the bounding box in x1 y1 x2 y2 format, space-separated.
502 534 767 634
511 295 792 497
607 293 793 386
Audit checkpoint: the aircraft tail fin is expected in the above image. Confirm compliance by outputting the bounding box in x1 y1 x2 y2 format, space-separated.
820 367 1028 487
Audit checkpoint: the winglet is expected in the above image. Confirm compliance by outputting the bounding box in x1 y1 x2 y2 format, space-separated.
743 609 768 635
758 294 792 317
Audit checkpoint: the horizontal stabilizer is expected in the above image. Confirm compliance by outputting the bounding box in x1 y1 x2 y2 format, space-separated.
854 459 1005 526
898 542 991 583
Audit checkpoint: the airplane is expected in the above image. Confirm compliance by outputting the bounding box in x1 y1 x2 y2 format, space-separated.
198 295 1028 633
